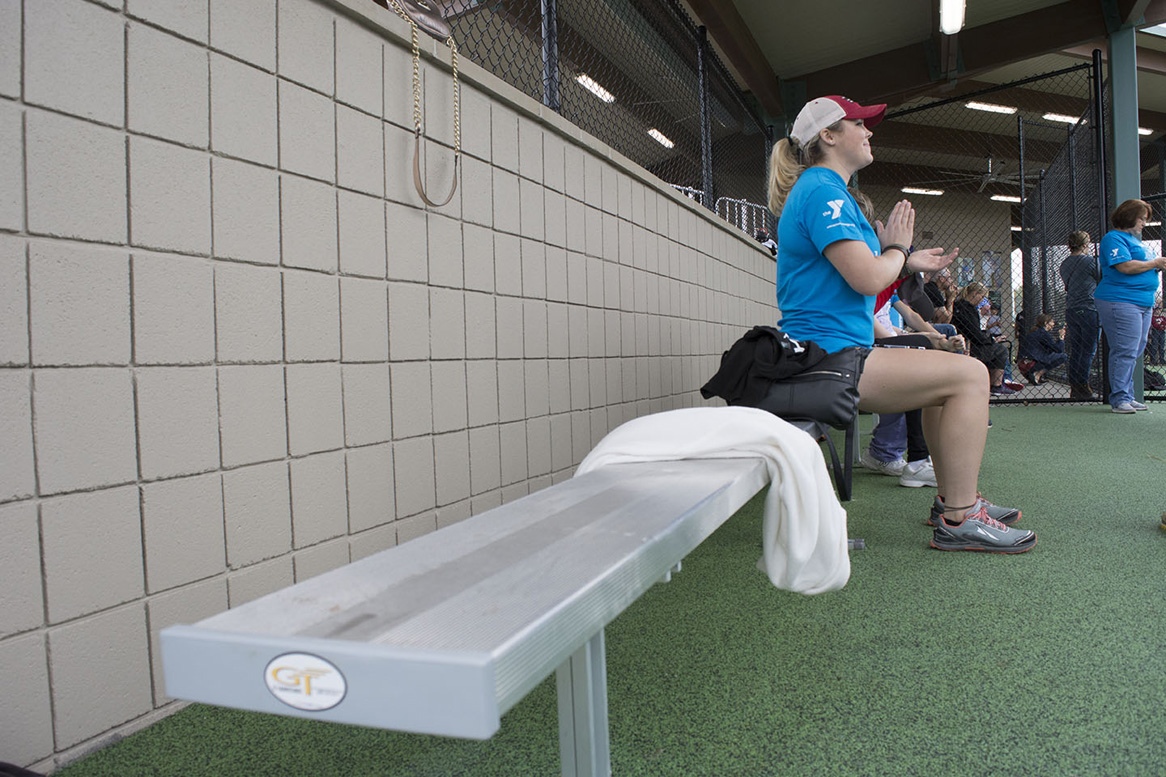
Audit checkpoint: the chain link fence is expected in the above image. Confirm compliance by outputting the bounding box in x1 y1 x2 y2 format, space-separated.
864 62 1105 404
443 0 772 237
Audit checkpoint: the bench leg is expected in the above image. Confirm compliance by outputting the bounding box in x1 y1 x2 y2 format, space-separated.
555 629 611 777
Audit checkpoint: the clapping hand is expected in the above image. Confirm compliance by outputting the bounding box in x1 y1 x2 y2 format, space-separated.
875 200 916 249
907 246 959 275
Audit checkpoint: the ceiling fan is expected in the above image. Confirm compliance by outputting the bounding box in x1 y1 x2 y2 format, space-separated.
916 155 1038 192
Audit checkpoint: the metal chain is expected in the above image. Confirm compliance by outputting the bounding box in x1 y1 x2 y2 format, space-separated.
383 0 460 160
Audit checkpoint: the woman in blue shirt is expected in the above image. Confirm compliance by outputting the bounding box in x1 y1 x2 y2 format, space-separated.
1094 199 1166 413
769 95 1035 554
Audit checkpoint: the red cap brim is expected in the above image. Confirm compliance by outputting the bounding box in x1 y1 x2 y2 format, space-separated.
825 95 887 128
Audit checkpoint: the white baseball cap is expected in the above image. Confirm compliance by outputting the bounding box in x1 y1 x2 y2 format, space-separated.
790 95 887 147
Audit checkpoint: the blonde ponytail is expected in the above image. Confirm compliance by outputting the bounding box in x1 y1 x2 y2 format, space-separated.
767 123 838 215
767 139 803 215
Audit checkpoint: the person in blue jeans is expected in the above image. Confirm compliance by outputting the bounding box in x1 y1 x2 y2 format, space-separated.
1094 199 1166 414
1058 230 1101 400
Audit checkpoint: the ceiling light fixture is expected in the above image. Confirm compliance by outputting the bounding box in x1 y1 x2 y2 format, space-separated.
648 128 674 149
1010 226 1022 232
1044 112 1152 135
902 187 944 196
576 74 615 103
991 194 1022 203
966 101 1017 114
1147 220 1162 226
940 0 965 35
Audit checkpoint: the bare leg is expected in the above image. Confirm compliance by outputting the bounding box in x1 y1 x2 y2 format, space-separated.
858 348 988 521
989 367 1004 388
921 406 945 493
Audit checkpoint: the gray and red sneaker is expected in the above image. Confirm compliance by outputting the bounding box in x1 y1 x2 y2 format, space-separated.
930 500 1036 554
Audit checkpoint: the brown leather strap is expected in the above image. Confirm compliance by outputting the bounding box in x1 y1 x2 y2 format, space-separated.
413 135 459 208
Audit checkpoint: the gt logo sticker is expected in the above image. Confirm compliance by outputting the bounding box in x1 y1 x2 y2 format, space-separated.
823 200 845 219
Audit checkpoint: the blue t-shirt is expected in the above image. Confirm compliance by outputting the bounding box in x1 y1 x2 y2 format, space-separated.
1095 229 1160 308
776 167 880 352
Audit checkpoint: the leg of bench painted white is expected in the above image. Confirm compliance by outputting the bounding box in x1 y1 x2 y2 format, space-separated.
555 629 611 777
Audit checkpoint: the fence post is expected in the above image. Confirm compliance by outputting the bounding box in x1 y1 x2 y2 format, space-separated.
697 26 714 211
541 0 560 112
1068 126 1078 231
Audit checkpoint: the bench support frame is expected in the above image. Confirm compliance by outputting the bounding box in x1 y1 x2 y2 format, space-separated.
556 629 611 777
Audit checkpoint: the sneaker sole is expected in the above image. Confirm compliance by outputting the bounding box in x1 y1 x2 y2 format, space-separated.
929 534 1037 554
900 478 937 488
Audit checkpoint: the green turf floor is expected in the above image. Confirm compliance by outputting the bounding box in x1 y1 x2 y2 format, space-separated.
56 405 1166 776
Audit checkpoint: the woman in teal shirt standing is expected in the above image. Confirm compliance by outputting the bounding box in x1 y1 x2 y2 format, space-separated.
1095 199 1166 413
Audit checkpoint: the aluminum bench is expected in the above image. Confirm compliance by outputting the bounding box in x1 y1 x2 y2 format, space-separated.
161 456 770 777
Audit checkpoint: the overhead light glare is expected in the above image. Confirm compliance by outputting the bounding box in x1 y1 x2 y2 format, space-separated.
1010 225 1022 232
1042 112 1081 124
1139 127 1154 136
648 128 674 148
991 194 1022 203
902 187 944 196
940 0 965 35
1147 220 1162 226
576 74 615 103
966 101 1017 114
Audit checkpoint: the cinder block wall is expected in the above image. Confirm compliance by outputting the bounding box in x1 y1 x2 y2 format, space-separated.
0 0 777 770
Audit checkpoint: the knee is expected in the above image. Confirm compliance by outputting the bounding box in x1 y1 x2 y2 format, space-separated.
959 356 990 386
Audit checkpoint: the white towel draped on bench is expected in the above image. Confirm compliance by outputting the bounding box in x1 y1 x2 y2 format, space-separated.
576 406 850 594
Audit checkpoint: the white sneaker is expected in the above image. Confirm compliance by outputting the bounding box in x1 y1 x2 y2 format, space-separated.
899 457 938 488
859 449 906 476
1112 402 1137 414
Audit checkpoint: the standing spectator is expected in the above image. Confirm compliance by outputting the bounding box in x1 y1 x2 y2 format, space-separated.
1059 230 1102 400
1094 199 1166 413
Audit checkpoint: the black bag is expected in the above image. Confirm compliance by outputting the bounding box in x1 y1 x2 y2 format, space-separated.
1144 367 1166 391
700 326 867 429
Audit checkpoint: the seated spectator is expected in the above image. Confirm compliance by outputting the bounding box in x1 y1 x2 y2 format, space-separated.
924 270 957 325
953 282 1013 395
984 303 1004 339
755 228 777 256
769 94 1033 553
1019 314 1068 385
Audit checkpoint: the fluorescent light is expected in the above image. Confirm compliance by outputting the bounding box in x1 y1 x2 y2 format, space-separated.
991 194 1022 203
1010 226 1022 232
901 187 944 196
1046 112 1152 135
1147 220 1162 226
648 128 674 149
940 0 965 35
966 101 1017 114
576 74 614 103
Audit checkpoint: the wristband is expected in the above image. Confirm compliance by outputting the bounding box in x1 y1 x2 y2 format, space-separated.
883 243 911 276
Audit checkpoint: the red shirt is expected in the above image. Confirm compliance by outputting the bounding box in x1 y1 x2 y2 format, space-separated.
875 278 907 313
